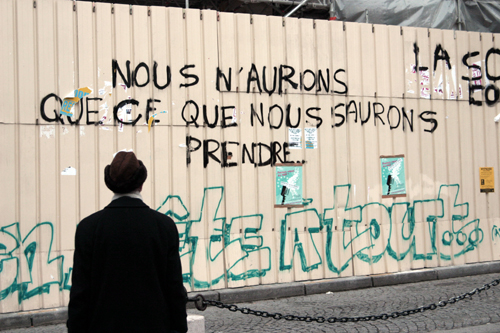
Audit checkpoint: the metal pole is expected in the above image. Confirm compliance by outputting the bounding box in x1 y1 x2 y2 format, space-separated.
457 0 463 30
284 0 309 17
242 0 329 9
186 0 189 9
329 0 336 20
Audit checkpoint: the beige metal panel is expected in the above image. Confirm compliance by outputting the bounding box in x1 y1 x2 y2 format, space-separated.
430 99 451 268
132 5 153 205
37 1 61 305
226 13 262 288
315 21 335 279
210 11 242 289
491 34 500 227
402 98 424 270
0 1 16 124
299 18 316 94
225 12 251 289
360 24 376 98
475 33 496 264
76 1 98 222
168 8 188 127
315 20 331 96
18 125 40 311
430 29 446 100
113 4 134 152
150 6 172 215
416 28 432 101
442 30 459 100
282 16 300 97
331 21 347 100
263 15 287 286
388 26 405 99
303 101 324 282
402 27 418 100
373 96 397 275
16 0 37 125
417 98 439 269
344 22 362 98
441 101 465 268
299 19 323 281
361 95 385 277
455 31 469 102
93 3 115 208
469 32 487 225
38 125 62 309
343 23 369 276
330 115 349 188
217 12 236 94
199 132 226 290
0 125 20 313
280 15 307 284
373 24 392 98
55 1 78 256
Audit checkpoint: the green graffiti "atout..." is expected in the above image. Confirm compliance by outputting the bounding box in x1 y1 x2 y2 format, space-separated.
158 183 482 288
0 183 484 302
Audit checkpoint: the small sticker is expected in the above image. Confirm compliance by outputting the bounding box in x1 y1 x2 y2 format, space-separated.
40 125 55 139
61 166 77 176
232 108 237 123
60 87 92 117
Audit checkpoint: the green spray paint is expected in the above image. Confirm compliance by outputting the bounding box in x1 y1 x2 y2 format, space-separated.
0 222 70 303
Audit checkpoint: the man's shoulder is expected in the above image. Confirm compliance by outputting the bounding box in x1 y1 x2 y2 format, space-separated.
148 208 176 225
77 210 106 229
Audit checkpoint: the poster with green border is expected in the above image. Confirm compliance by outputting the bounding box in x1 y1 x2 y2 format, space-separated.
275 164 303 207
381 155 406 197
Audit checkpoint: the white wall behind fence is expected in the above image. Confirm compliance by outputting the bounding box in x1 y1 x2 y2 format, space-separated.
1 0 500 313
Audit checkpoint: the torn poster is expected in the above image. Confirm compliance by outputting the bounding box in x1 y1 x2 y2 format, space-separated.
60 87 92 117
288 128 302 149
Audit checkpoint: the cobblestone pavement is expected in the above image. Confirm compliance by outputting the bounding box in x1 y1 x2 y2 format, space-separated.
2 273 500 332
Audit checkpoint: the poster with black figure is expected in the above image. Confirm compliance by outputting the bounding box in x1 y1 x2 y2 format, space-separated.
381 155 406 198
275 164 304 207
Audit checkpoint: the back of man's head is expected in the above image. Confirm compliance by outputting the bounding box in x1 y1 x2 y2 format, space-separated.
104 151 147 194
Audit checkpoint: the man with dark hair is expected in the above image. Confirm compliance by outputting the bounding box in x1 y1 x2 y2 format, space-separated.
68 151 187 333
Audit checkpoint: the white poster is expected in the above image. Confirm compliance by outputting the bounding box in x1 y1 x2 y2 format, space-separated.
304 127 318 149
288 128 302 149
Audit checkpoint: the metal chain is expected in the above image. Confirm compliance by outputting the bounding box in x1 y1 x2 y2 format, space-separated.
188 277 500 323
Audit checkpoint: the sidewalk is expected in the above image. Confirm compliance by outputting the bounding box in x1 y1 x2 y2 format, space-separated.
1 261 500 332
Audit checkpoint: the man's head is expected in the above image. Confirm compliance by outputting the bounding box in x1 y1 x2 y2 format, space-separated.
104 151 147 194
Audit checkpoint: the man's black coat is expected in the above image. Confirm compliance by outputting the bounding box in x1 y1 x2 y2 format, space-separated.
67 196 187 333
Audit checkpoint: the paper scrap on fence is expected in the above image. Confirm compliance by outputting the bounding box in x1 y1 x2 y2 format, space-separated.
60 87 92 117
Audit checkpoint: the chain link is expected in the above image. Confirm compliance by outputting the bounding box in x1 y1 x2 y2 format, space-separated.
188 277 500 323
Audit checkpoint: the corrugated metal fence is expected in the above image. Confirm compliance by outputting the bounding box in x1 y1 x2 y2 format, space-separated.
1 0 500 313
